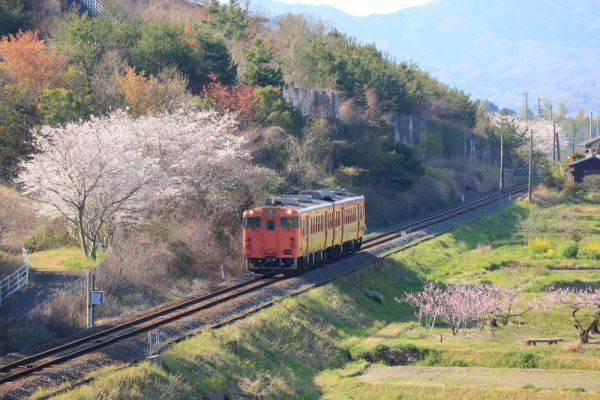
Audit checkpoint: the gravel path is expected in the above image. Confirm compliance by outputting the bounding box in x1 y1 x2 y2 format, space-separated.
0 195 515 399
0 270 83 320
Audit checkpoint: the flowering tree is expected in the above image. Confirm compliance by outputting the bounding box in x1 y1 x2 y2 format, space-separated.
535 287 600 344
490 113 568 157
490 285 531 327
19 110 265 259
401 283 528 336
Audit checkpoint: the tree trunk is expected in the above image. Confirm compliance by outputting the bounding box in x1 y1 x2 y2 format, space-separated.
90 240 97 260
78 211 89 258
591 319 600 335
580 329 590 344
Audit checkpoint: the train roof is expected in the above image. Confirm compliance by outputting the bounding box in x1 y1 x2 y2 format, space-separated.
261 188 363 213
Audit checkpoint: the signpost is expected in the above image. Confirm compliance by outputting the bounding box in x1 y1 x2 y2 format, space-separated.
86 272 103 328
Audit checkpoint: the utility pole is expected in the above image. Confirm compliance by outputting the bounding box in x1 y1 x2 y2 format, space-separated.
551 105 555 162
537 97 542 119
86 272 95 329
572 122 576 157
556 130 561 162
591 112 594 141
499 126 504 193
526 92 533 202
597 116 599 138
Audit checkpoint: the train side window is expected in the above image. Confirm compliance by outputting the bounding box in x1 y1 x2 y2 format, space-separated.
281 217 299 228
266 220 276 231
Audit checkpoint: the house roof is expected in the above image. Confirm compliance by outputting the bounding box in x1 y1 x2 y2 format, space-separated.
579 136 600 146
569 154 600 166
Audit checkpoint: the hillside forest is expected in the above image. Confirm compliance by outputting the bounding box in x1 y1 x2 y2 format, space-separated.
0 0 573 350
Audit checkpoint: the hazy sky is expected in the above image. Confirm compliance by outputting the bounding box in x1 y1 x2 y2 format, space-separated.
275 0 435 16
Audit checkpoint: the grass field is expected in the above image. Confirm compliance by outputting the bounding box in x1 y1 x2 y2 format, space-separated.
36 196 600 399
28 247 104 272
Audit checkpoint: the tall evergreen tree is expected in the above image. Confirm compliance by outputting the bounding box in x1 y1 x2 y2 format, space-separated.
244 39 284 88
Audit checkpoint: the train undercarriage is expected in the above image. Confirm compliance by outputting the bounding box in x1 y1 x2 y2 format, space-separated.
246 238 362 275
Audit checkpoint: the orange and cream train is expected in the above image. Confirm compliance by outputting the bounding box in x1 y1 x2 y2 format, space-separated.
242 188 365 274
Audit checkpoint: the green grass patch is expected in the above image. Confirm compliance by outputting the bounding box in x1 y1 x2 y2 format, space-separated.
28 247 104 272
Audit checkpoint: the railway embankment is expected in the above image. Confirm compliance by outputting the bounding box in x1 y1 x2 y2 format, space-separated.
1 189 528 399
20 190 599 399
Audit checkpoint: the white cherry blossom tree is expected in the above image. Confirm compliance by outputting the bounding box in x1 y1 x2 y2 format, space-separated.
19 110 262 259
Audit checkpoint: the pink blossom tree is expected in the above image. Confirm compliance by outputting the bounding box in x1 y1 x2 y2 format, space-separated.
490 285 531 327
536 287 600 344
402 283 527 336
19 110 273 259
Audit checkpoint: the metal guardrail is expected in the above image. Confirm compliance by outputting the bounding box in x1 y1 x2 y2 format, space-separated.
78 0 106 17
0 248 29 305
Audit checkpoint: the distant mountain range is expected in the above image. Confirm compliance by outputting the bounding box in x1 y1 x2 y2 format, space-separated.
251 0 600 114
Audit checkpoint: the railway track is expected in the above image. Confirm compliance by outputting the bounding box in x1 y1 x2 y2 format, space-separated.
362 182 537 250
0 183 536 386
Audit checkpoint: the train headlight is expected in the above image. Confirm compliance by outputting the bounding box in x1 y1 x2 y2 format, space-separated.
286 209 292 215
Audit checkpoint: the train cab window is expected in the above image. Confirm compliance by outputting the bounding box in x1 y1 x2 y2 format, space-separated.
243 217 261 228
280 217 299 228
266 220 276 231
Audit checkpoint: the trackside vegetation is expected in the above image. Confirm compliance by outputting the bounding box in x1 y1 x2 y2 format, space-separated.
0 0 516 355
37 191 600 399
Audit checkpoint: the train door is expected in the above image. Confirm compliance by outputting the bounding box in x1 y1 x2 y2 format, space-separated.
263 218 278 255
356 204 361 237
304 216 309 255
340 207 345 241
324 211 328 248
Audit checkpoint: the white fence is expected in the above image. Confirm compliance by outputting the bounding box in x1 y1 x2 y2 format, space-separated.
78 0 106 17
0 248 29 305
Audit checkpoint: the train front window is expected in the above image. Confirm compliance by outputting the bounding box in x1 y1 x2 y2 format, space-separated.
280 217 299 229
243 217 261 228
266 220 276 231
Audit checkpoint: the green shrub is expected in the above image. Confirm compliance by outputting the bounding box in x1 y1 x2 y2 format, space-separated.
560 180 580 200
496 351 538 368
254 86 305 136
168 240 196 276
363 289 384 303
582 174 600 193
558 241 579 259
24 221 77 252
515 352 538 368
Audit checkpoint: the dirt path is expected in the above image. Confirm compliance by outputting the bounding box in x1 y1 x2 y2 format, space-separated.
361 365 600 391
0 270 83 320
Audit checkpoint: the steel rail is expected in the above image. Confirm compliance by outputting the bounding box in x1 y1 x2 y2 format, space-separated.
0 276 276 384
362 182 538 250
0 181 537 385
